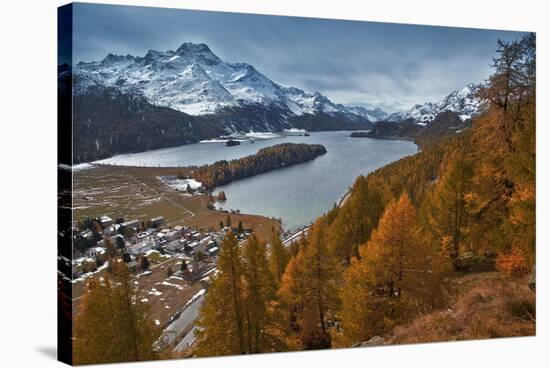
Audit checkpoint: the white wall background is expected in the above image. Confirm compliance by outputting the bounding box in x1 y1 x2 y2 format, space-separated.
0 0 547 367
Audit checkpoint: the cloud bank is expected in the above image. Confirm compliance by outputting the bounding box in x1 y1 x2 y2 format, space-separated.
73 3 525 112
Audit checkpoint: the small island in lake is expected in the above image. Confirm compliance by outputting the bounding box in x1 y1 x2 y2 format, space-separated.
226 139 241 146
193 143 327 189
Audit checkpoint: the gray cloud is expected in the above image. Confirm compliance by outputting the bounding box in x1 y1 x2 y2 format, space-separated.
72 3 525 112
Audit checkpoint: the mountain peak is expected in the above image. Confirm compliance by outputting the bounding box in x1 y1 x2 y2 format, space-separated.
175 42 220 65
176 42 210 53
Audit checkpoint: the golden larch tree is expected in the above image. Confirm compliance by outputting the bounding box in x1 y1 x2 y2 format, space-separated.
74 262 160 365
242 234 279 353
195 231 246 356
269 230 290 284
278 218 341 350
340 193 445 345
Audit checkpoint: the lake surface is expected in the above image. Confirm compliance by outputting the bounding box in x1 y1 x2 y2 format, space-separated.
98 131 418 231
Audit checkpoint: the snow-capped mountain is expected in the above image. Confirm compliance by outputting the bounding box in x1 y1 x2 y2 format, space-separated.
74 42 386 121
391 84 481 125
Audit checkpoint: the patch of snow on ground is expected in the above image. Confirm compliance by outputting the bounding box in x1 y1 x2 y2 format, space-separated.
245 132 283 140
182 289 206 310
168 275 185 281
158 176 203 191
72 256 95 266
60 163 93 171
144 249 171 258
137 270 152 278
148 288 163 296
161 281 185 290
71 261 109 284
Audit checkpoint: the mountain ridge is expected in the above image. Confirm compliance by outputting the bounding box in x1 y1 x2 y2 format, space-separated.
74 42 386 123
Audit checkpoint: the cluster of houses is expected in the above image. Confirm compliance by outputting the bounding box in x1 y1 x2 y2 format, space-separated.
72 214 248 281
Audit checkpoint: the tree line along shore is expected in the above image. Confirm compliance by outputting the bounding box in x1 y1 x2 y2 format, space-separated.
187 143 327 189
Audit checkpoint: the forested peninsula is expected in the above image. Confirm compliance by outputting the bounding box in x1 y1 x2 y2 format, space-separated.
192 143 327 189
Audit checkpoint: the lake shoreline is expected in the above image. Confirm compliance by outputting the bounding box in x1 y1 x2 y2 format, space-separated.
75 131 418 233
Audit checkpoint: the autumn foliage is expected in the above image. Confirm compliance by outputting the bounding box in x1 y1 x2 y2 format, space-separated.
74 262 161 365
74 34 535 363
195 232 284 356
339 193 448 344
496 248 528 276
193 34 535 354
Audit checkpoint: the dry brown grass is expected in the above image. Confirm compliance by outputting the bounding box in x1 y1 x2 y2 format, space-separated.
73 165 280 242
389 272 535 344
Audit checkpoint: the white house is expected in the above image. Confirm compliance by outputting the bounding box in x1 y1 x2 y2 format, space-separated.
165 231 179 242
128 239 156 255
100 215 113 227
122 219 140 232
151 216 166 228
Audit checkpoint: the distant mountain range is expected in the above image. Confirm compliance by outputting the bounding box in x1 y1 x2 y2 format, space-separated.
388 84 481 125
74 43 387 123
65 42 483 162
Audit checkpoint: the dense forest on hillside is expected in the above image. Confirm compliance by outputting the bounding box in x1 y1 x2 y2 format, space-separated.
71 86 227 163
191 143 327 189
193 33 535 354
66 83 369 163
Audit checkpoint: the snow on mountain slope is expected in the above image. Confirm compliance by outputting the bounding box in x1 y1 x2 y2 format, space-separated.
344 106 389 122
436 85 481 121
392 84 481 124
74 42 383 120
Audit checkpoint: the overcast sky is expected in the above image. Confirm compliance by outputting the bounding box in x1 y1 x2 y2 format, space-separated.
72 3 525 112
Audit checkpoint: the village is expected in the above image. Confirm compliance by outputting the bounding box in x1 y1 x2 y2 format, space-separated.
61 165 306 354
64 212 255 353
72 215 224 279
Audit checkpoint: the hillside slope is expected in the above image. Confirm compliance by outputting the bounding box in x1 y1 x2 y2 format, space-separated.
71 86 226 163
320 34 535 348
364 110 471 149
388 272 535 344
